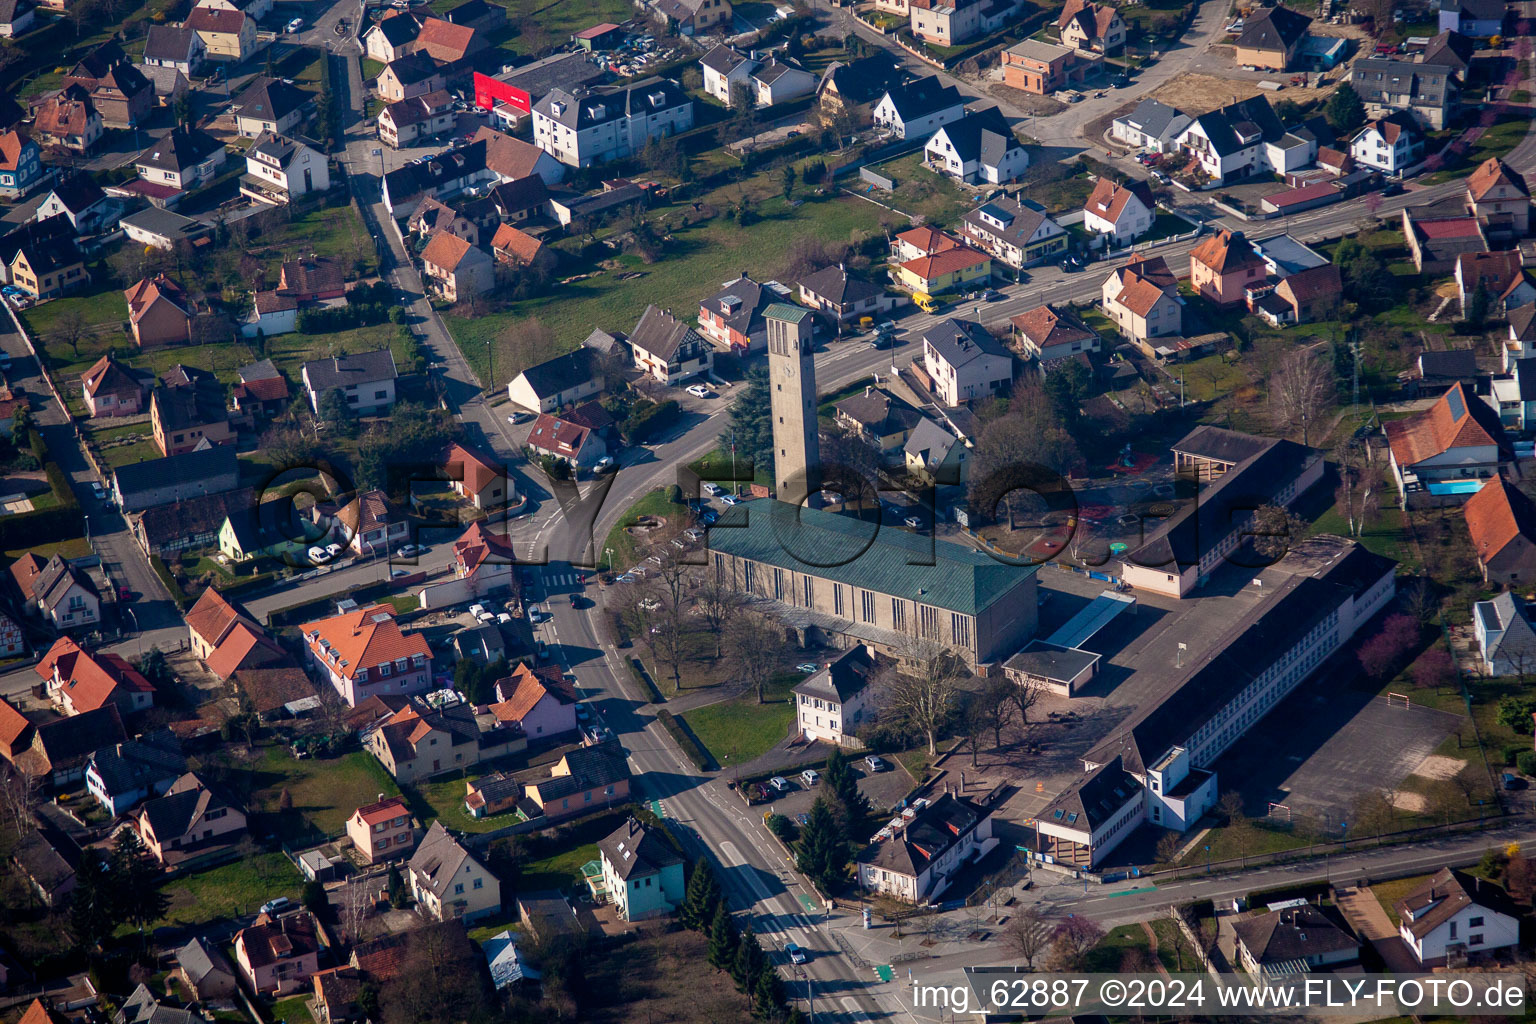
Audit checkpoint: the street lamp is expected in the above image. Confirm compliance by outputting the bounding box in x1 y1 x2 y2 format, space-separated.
604 547 613 573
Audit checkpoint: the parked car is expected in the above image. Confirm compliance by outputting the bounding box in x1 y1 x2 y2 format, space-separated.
325 543 344 558
865 755 888 772
703 482 724 496
594 456 616 473
286 17 304 32
785 943 808 965
396 543 419 556
260 897 292 916
721 494 741 506
685 384 714 398
307 546 327 563
90 481 107 500
769 776 790 792
390 569 410 579
507 411 533 424
800 769 820 787
699 510 719 525
1504 773 1527 790
903 516 923 529
796 662 818 673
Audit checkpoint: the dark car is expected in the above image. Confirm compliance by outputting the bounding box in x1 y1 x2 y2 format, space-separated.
1381 181 1405 197
1504 773 1527 790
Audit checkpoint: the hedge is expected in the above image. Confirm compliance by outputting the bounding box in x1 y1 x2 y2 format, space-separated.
213 571 279 599
45 462 77 507
621 399 680 444
1245 880 1331 909
628 657 665 704
655 709 715 772
150 554 190 610
297 302 391 334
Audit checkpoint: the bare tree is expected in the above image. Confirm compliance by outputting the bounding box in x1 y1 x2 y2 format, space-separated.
0 767 37 839
341 876 374 942
978 676 1016 750
1007 674 1044 733
726 610 787 704
51 308 87 359
1402 579 1440 626
1268 347 1333 446
1003 907 1054 969
694 578 743 659
1161 910 1193 971
1248 503 1307 562
878 635 965 756
1351 788 1396 839
493 317 561 391
639 553 695 693
1334 441 1383 538
1155 831 1183 865
1427 779 1465 826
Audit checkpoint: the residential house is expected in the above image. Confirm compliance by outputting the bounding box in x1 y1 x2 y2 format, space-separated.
1396 867 1520 964
150 368 233 456
0 130 41 197
364 700 497 781
922 318 1013 406
491 662 578 741
1232 906 1359 980
814 52 907 128
1253 263 1343 325
84 732 186 815
81 352 149 417
380 90 455 148
1000 38 1098 94
797 264 882 322
627 304 714 384
364 10 424 61
62 42 152 127
1473 590 1536 675
1421 348 1481 395
447 0 504 31
443 442 511 509
904 416 968 485
532 77 694 168
871 76 965 139
1350 58 1458 129
0 611 20 658
597 817 684 921
506 345 605 413
231 358 291 418
241 133 330 206
1082 178 1155 246
1421 28 1477 76
1012 304 1100 363
748 58 816 108
923 106 1028 184
697 273 790 353
1057 0 1125 53
1457 250 1534 315
834 386 924 457
333 490 409 557
856 792 998 902
14 559 100 634
133 485 257 560
1101 254 1183 346
1508 302 1536 368
301 604 432 707
33 173 112 233
120 206 212 250
346 796 415 863
1438 0 1504 37
1463 474 1536 585
700 44 754 105
793 646 875 746
409 821 501 921
892 225 961 263
1403 204 1489 272
175 938 238 1002
1386 382 1510 504
186 588 289 679
894 245 991 296
420 230 494 303
280 255 347 300
1190 228 1265 306
302 349 398 416
378 52 447 104
464 772 522 819
134 772 247 866
11 827 79 907
36 636 153 716
1465 157 1530 238
472 52 606 133
124 274 192 348
184 6 255 61
959 196 1068 269
134 126 227 191
526 413 607 473
525 746 630 822
486 173 552 221
1110 98 1192 153
143 24 205 73
112 443 239 512
647 0 731 35
0 0 36 36
1173 96 1308 184
6 705 126 787
232 76 312 138
908 0 1005 47
1232 5 1313 71
234 912 321 995
1350 113 1424 175
33 87 103 154
117 984 200 1024
8 233 86 298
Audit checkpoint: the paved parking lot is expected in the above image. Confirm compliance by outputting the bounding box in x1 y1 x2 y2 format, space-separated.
755 758 916 822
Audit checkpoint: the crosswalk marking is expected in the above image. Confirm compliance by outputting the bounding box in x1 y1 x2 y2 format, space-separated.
529 572 583 587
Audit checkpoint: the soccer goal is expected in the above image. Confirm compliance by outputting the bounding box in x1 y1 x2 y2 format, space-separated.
1385 692 1412 709
1267 802 1292 821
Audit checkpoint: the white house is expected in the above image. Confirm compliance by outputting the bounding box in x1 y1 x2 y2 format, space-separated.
793 646 874 746
1110 98 1191 153
749 59 816 107
1082 177 1155 246
1472 591 1536 677
921 318 1014 407
1233 906 1359 980
239 132 329 206
301 349 398 417
1173 96 1308 185
241 290 298 338
699 44 754 105
922 106 1028 185
1349 114 1423 175
531 77 693 168
855 793 998 904
1396 868 1520 965
871 76 965 140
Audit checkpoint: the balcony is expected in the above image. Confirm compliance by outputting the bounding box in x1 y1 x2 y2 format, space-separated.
239 173 290 207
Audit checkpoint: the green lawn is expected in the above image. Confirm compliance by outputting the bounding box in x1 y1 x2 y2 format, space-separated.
361 58 384 81
429 0 633 56
5 537 92 561
252 199 376 281
1371 873 1432 926
446 194 891 379
265 324 418 383
1421 116 1531 184
1309 503 1418 569
1177 821 1309 866
679 672 800 768
406 767 527 834
873 153 981 226
602 488 690 572
519 841 601 892
236 747 402 844
1083 923 1158 972
271 995 314 1024
158 851 299 927
99 434 163 468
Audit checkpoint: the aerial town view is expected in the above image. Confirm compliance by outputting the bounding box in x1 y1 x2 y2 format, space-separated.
2 0 1536 1018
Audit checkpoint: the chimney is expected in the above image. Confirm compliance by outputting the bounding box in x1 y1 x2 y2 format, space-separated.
378 792 385 802
865 385 872 397
628 816 638 836
839 261 845 272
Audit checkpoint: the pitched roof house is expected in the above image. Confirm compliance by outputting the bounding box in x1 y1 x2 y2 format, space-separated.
420 230 493 303
175 937 238 1002
1056 0 1125 52
36 636 154 716
524 745 630 821
1396 867 1520 964
134 772 248 866
959 196 1068 269
922 106 1028 185
62 41 152 128
1232 4 1313 70
1385 381 1510 505
1465 157 1531 238
346 795 416 863
33 87 104 154
834 386 924 455
490 662 579 741
81 352 150 418
408 821 501 921
1456 250 1534 314
1189 228 1266 305
234 911 322 995
300 604 432 707
443 442 513 508
1232 905 1358 979
231 76 313 138
797 264 882 321
1463 474 1536 586
134 125 227 190
920 317 1013 406
506 345 606 413
697 273 790 353
627 304 714 384
855 792 997 903
301 348 398 416
597 817 685 921
1011 304 1100 363
84 731 186 815
124 274 192 348
186 588 289 679
1473 590 1536 676
14 556 100 632
1082 177 1155 245
526 412 607 472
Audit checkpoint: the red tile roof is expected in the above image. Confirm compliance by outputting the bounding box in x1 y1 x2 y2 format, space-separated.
8 552 44 601
299 605 430 682
899 245 989 282
124 274 189 322
894 225 961 255
1467 157 1529 204
527 413 594 457
490 663 576 724
490 222 543 265
36 637 154 713
1464 474 1536 565
444 443 503 495
81 353 144 402
420 229 477 272
186 588 285 679
0 696 31 750
1084 177 1153 225
1416 217 1484 240
1011 303 1096 350
1384 381 1500 467
453 520 516 576
352 795 409 826
1190 228 1263 274
413 16 477 60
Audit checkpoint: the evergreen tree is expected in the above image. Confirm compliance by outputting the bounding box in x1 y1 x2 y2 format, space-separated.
111 828 169 937
822 749 870 836
795 797 849 893
707 903 739 970
753 966 786 1020
303 879 328 917
1325 83 1365 133
70 848 116 950
682 857 721 930
387 864 409 908
732 930 765 990
724 365 774 485
786 1009 808 1024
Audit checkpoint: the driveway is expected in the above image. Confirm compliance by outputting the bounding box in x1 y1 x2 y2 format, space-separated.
1336 884 1421 972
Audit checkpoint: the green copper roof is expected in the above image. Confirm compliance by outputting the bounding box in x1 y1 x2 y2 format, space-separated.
764 302 813 324
708 500 1036 616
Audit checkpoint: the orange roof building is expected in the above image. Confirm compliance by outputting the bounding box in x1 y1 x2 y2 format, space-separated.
1463 475 1536 585
1100 254 1183 344
893 225 962 262
489 663 579 741
36 637 155 717
895 244 991 294
1466 157 1530 236
1082 177 1154 243
299 605 433 707
1385 382 1510 506
1010 303 1099 362
186 588 290 680
443 442 514 508
345 795 416 863
489 223 546 269
1189 228 1265 305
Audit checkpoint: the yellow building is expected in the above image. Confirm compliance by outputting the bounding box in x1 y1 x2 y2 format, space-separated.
185 6 256 60
893 245 991 295
10 239 87 299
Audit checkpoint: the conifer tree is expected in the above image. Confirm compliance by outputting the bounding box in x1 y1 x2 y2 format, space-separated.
707 902 739 970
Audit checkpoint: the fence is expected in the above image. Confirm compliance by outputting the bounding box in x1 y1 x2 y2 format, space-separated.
860 166 897 191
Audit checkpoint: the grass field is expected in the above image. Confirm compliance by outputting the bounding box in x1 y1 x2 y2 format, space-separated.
237 747 402 844
158 851 299 927
271 995 313 1024
1421 116 1530 184
679 671 800 768
1371 873 1432 925
602 488 690 572
265 324 418 382
407 767 528 834
519 841 601 892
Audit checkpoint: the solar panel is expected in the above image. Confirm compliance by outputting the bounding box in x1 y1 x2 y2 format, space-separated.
1446 386 1466 421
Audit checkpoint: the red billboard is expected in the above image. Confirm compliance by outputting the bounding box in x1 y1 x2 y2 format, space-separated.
473 72 531 115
